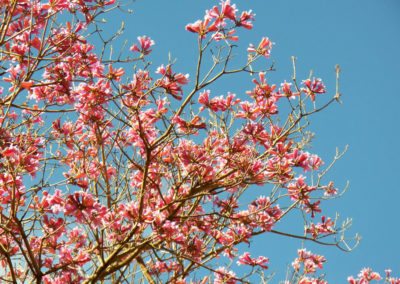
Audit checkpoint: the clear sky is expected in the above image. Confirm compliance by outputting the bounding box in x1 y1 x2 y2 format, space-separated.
106 0 400 281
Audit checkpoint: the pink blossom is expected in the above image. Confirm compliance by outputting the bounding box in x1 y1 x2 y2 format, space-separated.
237 252 269 269
306 216 335 239
212 29 239 41
214 267 237 284
106 64 125 80
299 277 328 284
156 65 189 100
130 36 155 55
348 268 382 284
292 249 326 274
186 18 218 38
199 90 240 112
236 101 260 120
206 0 237 24
302 78 326 102
248 37 273 58
247 72 277 99
287 176 316 204
172 115 206 134
323 181 338 196
198 89 210 106
278 81 300 99
236 10 255 29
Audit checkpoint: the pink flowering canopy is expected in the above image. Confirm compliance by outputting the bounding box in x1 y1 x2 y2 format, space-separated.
0 0 397 283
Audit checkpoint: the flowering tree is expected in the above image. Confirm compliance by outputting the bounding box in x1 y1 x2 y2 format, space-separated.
0 0 397 283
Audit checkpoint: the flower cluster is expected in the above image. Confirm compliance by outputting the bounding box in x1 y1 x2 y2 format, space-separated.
186 0 255 41
237 252 269 269
291 249 327 283
0 0 391 283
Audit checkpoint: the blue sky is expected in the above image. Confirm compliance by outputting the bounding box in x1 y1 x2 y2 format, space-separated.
105 0 400 281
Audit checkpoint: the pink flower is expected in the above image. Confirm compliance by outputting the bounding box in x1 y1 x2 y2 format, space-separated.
2 145 19 157
172 115 206 134
212 29 239 42
248 37 273 58
236 10 255 29
106 64 125 81
237 252 269 269
206 0 237 23
302 78 326 102
64 191 107 226
198 90 210 106
130 36 155 55
214 267 237 284
156 65 189 100
199 90 240 112
323 181 338 196
236 101 260 120
348 268 382 284
278 81 300 99
299 277 328 284
186 18 218 38
287 176 316 203
292 249 326 274
305 216 335 239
